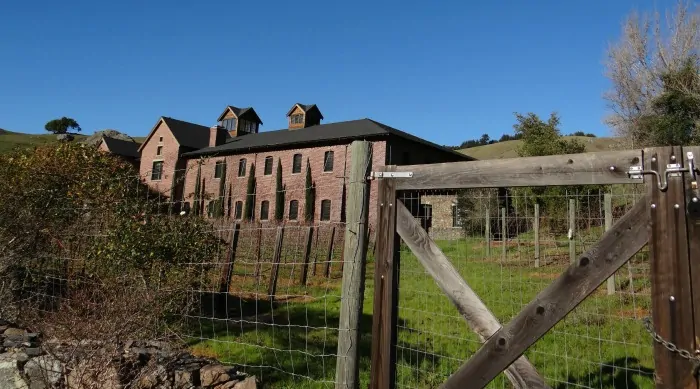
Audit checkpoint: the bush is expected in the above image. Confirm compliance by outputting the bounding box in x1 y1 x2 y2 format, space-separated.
0 143 222 337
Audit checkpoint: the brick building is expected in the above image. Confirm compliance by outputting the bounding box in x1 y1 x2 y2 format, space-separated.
134 103 473 230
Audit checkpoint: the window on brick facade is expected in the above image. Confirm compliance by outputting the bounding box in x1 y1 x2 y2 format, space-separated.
159 136 163 143
156 146 163 156
238 159 247 177
214 160 226 179
234 201 243 219
291 114 304 124
323 151 334 172
151 161 163 181
452 204 461 227
264 156 273 175
320 200 331 221
260 201 270 220
292 154 302 173
289 200 299 220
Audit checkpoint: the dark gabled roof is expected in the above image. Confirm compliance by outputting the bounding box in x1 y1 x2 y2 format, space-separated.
138 116 211 152
102 137 140 159
216 106 263 124
286 103 324 119
182 118 473 161
162 117 212 150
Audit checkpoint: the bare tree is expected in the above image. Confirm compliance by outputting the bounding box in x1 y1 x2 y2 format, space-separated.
604 1 700 147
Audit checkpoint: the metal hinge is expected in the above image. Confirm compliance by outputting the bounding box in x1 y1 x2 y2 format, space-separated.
627 151 698 191
369 171 413 179
628 165 643 180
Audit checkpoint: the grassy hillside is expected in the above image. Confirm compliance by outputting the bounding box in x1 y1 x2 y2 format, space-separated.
0 130 144 154
459 136 625 160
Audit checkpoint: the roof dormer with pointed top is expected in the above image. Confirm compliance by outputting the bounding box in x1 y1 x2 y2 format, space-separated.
217 105 263 137
286 103 323 130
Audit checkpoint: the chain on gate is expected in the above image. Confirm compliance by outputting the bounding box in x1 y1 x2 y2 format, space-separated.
642 317 700 377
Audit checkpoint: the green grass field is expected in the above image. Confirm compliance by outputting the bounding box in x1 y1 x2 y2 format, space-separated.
0 130 88 153
459 136 625 160
186 233 654 389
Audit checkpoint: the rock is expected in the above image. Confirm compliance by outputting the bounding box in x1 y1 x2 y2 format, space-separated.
215 380 240 389
56 134 74 142
13 353 28 364
23 348 41 357
136 364 167 389
4 328 26 336
83 130 135 147
200 365 233 387
174 366 200 389
24 355 62 389
0 353 28 388
233 376 256 389
67 362 121 389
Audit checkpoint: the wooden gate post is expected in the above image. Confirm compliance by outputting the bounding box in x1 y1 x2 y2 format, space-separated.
370 166 399 389
335 141 372 389
604 194 614 295
646 146 697 389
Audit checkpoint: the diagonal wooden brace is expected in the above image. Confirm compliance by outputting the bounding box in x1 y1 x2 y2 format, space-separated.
395 200 550 389
440 194 650 389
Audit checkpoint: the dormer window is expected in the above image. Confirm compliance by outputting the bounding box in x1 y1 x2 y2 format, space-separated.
291 114 304 125
221 118 237 131
239 120 258 134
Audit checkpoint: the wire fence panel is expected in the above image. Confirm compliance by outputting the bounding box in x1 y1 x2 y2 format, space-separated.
395 185 653 389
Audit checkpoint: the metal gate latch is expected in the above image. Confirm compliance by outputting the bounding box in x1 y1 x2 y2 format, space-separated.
369 171 413 179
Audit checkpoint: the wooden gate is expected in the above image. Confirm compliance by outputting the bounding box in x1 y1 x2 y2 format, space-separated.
369 146 700 389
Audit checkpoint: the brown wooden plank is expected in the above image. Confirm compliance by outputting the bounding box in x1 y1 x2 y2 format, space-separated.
370 166 399 389
395 149 642 190
324 226 336 278
335 140 372 389
267 226 285 299
646 146 697 389
441 195 649 389
299 226 314 285
395 200 550 389
685 146 700 387
219 223 241 293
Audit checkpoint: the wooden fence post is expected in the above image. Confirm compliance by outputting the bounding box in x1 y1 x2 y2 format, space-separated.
324 226 336 278
534 203 540 268
646 146 697 388
485 208 491 258
370 166 399 389
335 141 371 389
299 226 314 286
604 194 615 295
267 226 285 300
501 207 506 262
569 198 576 264
219 223 241 293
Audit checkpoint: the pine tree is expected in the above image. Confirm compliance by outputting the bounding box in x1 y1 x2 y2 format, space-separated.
243 163 256 221
274 158 284 221
193 162 202 216
304 158 314 223
216 162 227 217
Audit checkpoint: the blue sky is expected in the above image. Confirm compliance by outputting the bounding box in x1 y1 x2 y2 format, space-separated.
0 0 662 146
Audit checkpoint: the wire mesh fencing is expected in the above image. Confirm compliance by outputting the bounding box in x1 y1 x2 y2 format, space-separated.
394 185 653 388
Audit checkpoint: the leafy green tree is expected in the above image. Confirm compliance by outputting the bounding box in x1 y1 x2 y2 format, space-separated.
45 117 81 134
304 158 315 222
243 163 256 221
637 57 700 146
215 162 227 217
274 158 284 221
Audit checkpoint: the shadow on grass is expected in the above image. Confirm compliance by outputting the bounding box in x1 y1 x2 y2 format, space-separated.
554 357 654 389
187 292 441 387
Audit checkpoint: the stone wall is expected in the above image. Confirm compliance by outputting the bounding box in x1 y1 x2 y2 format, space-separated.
0 320 256 389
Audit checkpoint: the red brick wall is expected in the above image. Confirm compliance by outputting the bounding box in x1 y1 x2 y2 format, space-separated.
182 141 386 228
139 120 181 196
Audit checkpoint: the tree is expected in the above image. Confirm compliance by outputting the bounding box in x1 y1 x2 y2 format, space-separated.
479 133 490 145
243 163 256 221
274 158 284 221
604 1 700 146
193 163 202 216
215 162 227 217
515 112 585 157
637 57 700 146
304 158 314 223
45 117 81 134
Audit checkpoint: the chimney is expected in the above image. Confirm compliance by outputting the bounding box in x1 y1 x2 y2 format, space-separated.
287 103 324 130
209 126 222 147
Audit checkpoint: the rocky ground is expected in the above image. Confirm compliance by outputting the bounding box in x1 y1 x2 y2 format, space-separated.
0 320 256 389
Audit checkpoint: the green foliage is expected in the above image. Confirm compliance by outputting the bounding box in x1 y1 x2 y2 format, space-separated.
304 158 315 222
44 117 81 134
274 158 284 221
0 143 221 330
243 163 256 221
637 57 700 146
